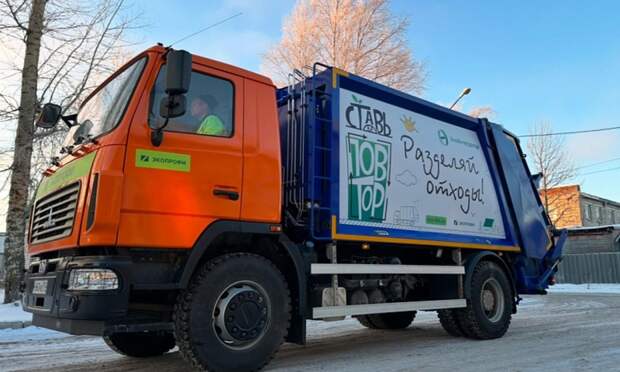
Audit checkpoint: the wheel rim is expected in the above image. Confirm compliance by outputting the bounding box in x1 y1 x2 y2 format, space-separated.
480 277 505 323
212 281 271 350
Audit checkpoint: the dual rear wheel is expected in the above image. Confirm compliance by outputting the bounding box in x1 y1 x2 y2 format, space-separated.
357 261 514 340
439 260 513 339
354 260 514 340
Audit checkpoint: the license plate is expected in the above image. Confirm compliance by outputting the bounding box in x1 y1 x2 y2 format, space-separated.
33 280 48 295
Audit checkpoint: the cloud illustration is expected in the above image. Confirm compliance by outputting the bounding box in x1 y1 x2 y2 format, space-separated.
395 170 417 187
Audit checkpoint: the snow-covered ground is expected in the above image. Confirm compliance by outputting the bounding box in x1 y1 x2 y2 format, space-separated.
1 290 620 371
0 291 32 323
548 283 620 294
0 290 68 344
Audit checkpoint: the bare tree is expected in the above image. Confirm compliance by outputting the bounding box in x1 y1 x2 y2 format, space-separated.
527 122 577 227
262 0 426 93
1 0 45 302
0 0 138 303
468 106 495 119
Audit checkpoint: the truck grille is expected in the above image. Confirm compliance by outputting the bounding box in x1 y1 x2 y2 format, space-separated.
30 182 80 244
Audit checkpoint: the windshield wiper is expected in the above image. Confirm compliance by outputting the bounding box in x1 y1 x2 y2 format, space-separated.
71 120 95 146
73 133 99 146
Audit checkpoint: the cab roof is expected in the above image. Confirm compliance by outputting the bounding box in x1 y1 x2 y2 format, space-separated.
146 44 275 87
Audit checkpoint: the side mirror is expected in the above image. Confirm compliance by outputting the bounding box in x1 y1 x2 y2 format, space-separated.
153 49 192 147
36 103 62 129
158 50 192 120
165 49 192 95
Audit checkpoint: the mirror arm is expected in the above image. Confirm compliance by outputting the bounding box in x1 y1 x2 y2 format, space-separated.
60 114 77 128
151 115 170 147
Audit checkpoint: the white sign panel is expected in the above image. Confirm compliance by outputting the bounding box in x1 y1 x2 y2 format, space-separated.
338 88 506 239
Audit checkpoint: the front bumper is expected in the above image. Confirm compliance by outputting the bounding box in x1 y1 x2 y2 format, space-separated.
22 254 178 335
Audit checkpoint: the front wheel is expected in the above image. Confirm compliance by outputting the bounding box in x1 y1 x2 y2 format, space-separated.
103 331 175 357
174 253 291 372
457 261 514 339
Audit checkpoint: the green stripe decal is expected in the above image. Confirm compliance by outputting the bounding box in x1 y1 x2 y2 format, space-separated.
36 151 97 199
135 149 191 172
426 215 447 226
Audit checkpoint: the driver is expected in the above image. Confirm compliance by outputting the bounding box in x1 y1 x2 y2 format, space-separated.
189 94 226 136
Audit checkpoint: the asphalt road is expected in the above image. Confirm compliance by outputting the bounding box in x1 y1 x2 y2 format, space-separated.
2 293 620 372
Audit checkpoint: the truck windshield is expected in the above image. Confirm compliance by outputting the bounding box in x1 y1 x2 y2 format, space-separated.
62 57 146 148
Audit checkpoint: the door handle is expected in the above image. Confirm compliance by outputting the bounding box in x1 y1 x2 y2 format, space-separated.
213 188 239 201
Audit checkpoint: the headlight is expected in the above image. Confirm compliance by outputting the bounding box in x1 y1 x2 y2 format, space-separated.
68 269 119 290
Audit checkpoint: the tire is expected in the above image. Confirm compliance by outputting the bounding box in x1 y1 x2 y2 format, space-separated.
457 261 514 339
357 311 416 330
174 253 291 372
103 331 175 357
437 309 465 337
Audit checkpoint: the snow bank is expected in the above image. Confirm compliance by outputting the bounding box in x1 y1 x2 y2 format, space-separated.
548 284 620 294
0 325 69 343
0 290 32 323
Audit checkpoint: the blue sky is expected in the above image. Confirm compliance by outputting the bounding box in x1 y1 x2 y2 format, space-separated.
131 0 620 201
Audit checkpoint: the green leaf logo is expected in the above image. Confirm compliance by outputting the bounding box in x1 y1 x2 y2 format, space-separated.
352 94 362 103
438 129 449 146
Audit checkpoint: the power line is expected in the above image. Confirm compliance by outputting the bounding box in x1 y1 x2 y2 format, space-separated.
579 165 620 176
575 156 620 170
169 12 243 47
519 125 620 138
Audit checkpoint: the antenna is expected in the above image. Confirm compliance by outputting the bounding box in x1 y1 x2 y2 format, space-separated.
168 12 243 47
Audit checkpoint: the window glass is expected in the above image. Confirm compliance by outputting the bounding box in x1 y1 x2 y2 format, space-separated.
149 66 234 137
66 57 146 147
585 204 592 220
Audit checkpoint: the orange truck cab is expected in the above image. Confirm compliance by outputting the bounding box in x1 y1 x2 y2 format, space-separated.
22 45 564 371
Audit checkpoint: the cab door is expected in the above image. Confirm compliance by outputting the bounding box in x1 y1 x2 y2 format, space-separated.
119 61 243 249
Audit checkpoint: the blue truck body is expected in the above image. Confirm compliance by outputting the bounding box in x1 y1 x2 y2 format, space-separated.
277 65 564 295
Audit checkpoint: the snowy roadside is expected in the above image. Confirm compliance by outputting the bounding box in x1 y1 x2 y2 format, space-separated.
0 289 69 343
548 283 620 294
0 290 33 329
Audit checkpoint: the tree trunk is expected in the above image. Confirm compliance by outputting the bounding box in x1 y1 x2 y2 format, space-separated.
3 0 46 303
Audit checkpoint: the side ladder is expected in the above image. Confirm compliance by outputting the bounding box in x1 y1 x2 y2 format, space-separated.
307 63 335 240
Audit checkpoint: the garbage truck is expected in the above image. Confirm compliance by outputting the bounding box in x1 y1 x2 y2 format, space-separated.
22 45 565 371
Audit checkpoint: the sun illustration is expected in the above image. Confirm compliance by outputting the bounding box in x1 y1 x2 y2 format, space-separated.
401 115 417 132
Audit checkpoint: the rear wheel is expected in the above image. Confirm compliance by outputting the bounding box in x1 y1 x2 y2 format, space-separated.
457 261 513 339
357 311 416 330
437 309 465 337
174 253 291 372
103 331 175 357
